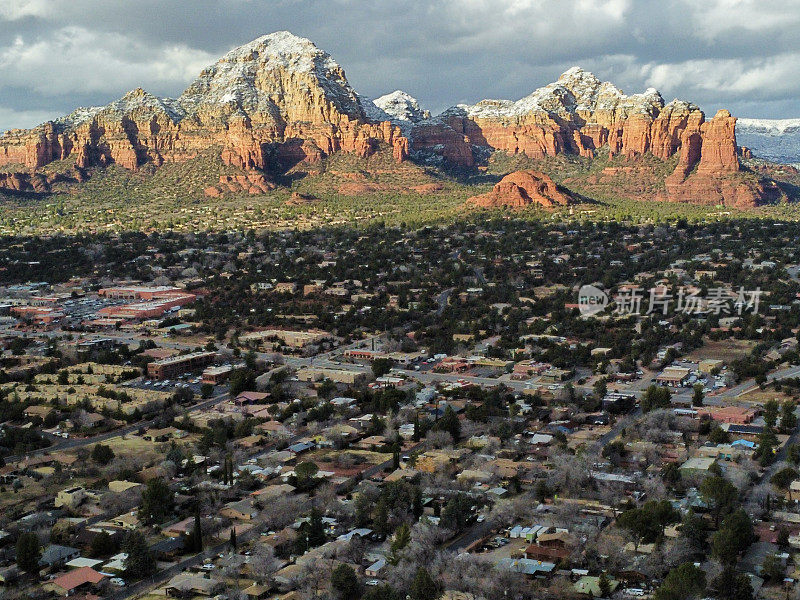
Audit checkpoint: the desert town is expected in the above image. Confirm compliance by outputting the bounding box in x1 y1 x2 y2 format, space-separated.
0 219 799 600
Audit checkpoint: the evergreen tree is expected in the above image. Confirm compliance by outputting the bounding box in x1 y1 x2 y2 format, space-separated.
122 531 156 580
91 443 115 465
598 572 612 597
781 400 797 432
435 405 460 441
90 531 117 558
306 508 326 547
654 563 705 600
372 497 390 535
764 399 779 428
710 565 754 600
189 512 203 552
392 444 400 470
331 564 361 599
692 383 704 407
140 477 174 523
15 532 41 572
410 567 439 600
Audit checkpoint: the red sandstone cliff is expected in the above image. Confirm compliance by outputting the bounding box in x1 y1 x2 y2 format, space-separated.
0 37 780 208
467 170 572 209
411 69 769 207
0 32 408 179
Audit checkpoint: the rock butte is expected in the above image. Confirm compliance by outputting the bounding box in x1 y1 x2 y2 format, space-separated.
467 170 572 209
0 33 781 207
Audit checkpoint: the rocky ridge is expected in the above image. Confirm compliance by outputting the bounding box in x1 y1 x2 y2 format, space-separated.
0 31 409 182
736 118 800 166
0 33 783 207
467 170 572 209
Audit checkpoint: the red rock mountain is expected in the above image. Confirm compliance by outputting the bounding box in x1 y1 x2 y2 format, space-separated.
467 170 572 208
0 32 409 178
0 34 780 207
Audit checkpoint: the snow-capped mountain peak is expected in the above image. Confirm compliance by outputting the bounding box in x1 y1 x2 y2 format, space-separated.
373 91 429 123
178 30 364 121
737 117 800 165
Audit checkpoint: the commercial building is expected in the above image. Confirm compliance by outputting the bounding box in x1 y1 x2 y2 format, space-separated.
98 294 196 320
147 351 217 380
98 286 184 300
656 366 691 387
202 364 236 385
296 366 368 385
239 328 331 349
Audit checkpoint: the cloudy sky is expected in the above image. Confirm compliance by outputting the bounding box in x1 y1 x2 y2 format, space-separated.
1 0 798 131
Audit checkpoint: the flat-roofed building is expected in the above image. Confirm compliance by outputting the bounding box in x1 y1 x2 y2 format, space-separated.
147 351 216 380
55 486 87 509
296 366 368 385
239 328 331 349
202 364 236 384
656 366 691 387
98 285 183 300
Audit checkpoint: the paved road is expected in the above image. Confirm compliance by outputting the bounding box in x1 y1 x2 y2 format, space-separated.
436 288 454 316
444 519 494 552
724 363 800 398
106 523 263 600
7 389 230 462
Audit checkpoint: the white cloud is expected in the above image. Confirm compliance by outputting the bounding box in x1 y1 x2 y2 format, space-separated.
0 26 215 97
0 0 798 124
680 0 800 40
642 53 800 99
0 105 61 132
0 0 51 21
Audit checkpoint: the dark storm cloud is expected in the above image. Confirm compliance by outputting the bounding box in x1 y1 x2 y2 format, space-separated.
1 0 798 130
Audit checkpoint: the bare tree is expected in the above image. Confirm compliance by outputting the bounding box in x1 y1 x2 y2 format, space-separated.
425 430 453 449
547 453 591 497
247 545 280 585
296 557 332 599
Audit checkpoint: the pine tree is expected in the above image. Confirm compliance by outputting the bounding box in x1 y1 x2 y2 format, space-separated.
230 527 237 549
410 567 439 600
190 512 203 552
15 532 41 572
598 572 612 597
122 531 156 580
392 444 400 470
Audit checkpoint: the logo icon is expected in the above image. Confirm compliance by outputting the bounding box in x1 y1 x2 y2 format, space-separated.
578 284 608 316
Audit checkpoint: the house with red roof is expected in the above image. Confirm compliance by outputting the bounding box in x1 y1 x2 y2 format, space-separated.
49 567 105 596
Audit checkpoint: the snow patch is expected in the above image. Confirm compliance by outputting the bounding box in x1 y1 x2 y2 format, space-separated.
737 117 800 164
373 90 427 123
738 118 800 136
439 66 666 122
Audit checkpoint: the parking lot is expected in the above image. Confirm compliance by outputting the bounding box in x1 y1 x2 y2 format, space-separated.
123 375 206 396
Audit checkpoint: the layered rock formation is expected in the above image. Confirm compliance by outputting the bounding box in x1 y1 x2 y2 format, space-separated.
412 68 768 206
203 172 276 197
0 33 781 208
0 169 81 195
467 170 572 209
0 32 409 178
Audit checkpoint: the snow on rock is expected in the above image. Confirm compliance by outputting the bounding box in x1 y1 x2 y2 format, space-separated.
358 94 393 123
178 30 365 121
373 91 429 123
439 66 667 124
738 118 800 136
737 118 800 165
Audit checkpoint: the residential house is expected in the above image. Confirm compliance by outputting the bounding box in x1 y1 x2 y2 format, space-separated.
39 545 80 569
49 567 105 596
